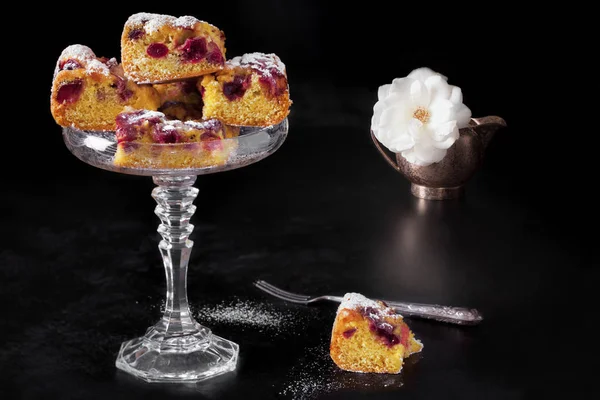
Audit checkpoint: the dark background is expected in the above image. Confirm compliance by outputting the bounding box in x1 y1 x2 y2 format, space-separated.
3 1 597 399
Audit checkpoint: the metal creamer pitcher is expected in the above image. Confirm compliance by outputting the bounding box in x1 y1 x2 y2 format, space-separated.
372 116 506 200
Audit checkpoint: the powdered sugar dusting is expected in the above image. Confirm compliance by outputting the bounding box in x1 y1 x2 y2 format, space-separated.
126 12 215 34
118 109 221 135
86 59 111 76
55 44 113 77
121 109 165 124
339 292 380 311
186 118 222 131
193 298 311 334
338 292 403 324
173 15 199 29
105 58 118 68
228 52 286 77
59 44 96 62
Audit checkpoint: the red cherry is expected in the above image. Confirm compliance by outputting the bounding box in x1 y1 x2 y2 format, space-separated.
222 75 251 101
128 29 144 40
180 37 207 63
153 126 182 143
342 328 357 339
59 59 83 71
56 80 83 104
147 43 169 58
200 132 222 151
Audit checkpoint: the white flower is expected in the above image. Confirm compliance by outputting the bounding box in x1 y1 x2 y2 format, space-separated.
371 67 472 166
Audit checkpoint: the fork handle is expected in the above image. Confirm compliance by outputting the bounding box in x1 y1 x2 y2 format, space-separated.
383 300 483 325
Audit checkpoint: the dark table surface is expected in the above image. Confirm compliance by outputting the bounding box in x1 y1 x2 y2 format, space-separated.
2 85 597 398
4 3 596 398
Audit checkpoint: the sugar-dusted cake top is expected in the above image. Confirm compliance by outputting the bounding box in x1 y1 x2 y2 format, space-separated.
54 44 117 78
125 12 216 34
115 109 225 144
228 52 286 78
337 292 401 319
116 109 164 126
116 109 221 132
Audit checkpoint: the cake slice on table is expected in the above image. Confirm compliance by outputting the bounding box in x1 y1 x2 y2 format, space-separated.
113 109 239 169
153 80 204 121
50 45 160 131
199 52 291 127
330 293 423 374
121 12 226 84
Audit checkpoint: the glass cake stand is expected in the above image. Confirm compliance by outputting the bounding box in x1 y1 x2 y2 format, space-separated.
62 119 288 382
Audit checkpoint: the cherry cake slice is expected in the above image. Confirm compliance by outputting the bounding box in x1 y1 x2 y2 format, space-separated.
51 44 160 131
121 12 226 84
113 108 239 169
199 52 291 127
330 293 423 374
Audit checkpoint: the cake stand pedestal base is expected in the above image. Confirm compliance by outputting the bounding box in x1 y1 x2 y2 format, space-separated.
115 324 238 383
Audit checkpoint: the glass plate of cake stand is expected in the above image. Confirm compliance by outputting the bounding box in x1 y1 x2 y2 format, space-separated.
62 119 288 382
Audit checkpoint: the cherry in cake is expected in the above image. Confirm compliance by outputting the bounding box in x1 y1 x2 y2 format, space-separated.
121 13 226 84
113 109 239 169
51 45 161 131
199 52 291 127
153 80 204 121
330 293 423 374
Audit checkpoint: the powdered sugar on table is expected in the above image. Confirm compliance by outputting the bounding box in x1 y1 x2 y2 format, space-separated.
191 297 312 334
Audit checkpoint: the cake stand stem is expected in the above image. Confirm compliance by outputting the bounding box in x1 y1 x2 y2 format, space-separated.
153 175 200 336
115 175 239 383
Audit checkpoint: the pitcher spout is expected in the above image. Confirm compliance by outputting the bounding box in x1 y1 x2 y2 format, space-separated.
471 116 507 148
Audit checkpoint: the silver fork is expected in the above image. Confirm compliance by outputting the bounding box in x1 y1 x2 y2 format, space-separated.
253 280 483 325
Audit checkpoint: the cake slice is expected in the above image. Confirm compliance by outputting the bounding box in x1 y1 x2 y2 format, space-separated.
50 44 160 131
153 80 204 121
199 52 291 127
330 293 423 374
121 12 226 84
113 109 238 169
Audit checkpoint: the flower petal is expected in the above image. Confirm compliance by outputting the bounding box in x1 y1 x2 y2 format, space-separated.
410 80 430 108
371 101 386 133
384 129 415 152
378 84 391 101
408 118 424 140
431 120 457 140
372 89 414 131
430 121 459 149
407 67 446 83
389 78 413 96
449 85 463 105
400 149 419 164
425 75 451 101
454 104 472 128
379 105 411 131
371 113 381 135
428 97 455 126
412 141 448 165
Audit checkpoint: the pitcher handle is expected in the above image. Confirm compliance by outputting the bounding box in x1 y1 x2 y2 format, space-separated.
371 131 400 172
